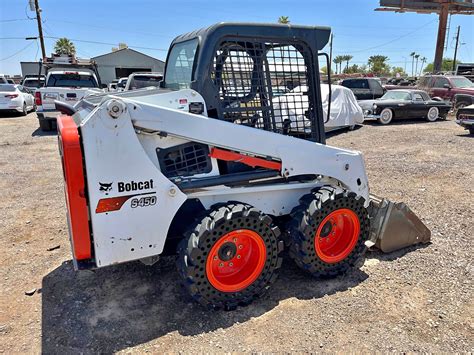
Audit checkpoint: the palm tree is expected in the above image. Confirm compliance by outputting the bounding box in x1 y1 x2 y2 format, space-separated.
410 52 416 77
344 55 353 71
54 38 76 56
278 16 290 24
419 56 427 75
414 54 420 78
368 55 389 74
333 55 345 74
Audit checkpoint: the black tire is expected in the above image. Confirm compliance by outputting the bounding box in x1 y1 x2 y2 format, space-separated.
177 202 283 310
21 103 27 116
39 119 52 131
469 127 474 135
288 186 370 278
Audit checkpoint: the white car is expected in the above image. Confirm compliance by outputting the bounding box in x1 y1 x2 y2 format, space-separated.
0 84 35 115
124 72 163 91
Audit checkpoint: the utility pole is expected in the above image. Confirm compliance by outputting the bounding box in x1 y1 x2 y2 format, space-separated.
34 0 46 59
452 25 460 72
329 33 333 75
433 1 449 73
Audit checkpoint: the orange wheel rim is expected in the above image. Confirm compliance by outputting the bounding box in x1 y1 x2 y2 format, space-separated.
314 208 360 264
206 229 267 293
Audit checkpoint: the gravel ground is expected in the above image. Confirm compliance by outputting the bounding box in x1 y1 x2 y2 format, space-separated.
0 112 473 353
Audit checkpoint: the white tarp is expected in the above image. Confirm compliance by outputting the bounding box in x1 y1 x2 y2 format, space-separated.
270 84 364 133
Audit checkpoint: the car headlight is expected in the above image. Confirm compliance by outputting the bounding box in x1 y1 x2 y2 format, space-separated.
44 92 59 100
372 104 377 109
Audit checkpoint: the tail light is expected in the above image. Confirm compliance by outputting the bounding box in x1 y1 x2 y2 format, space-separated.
35 91 42 105
5 94 19 98
57 115 92 260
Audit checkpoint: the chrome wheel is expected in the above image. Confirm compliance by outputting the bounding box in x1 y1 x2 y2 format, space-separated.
426 107 439 122
378 108 393 125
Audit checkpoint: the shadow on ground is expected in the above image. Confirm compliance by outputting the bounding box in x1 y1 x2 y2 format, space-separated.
31 127 57 137
42 255 370 353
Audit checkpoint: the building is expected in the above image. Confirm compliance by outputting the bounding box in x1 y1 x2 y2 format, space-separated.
92 48 165 84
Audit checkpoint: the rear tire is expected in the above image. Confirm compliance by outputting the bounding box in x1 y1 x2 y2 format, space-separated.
426 107 439 122
378 108 393 124
21 103 27 116
177 202 283 310
288 186 369 278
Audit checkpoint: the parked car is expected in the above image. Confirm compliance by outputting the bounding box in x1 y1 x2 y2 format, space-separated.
116 77 128 91
384 77 417 91
124 72 163 91
6 79 15 84
417 75 474 107
340 78 385 100
456 104 474 135
453 93 474 111
108 79 119 91
0 84 35 115
21 76 46 89
0 75 7 84
358 89 451 124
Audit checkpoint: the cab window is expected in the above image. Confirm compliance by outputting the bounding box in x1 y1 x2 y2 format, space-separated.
164 38 198 90
433 77 449 88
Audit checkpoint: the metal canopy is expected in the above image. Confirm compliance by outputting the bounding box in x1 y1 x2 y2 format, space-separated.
376 0 474 14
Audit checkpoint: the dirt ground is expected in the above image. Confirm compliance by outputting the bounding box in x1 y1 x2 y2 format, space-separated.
0 112 473 353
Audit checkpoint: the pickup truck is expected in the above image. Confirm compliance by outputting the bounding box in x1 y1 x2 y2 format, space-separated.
36 69 102 131
417 75 474 109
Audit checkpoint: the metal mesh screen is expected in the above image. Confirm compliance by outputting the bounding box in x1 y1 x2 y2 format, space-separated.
157 143 212 178
211 39 315 137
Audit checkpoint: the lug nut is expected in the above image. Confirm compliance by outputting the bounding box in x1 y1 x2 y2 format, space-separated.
219 263 224 267
214 255 218 260
237 255 241 259
238 245 243 249
229 262 233 267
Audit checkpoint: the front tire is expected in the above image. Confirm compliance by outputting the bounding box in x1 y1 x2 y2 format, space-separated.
288 186 370 278
378 108 393 124
426 106 439 122
177 203 283 310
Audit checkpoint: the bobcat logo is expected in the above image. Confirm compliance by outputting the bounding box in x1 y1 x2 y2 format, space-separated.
99 182 113 192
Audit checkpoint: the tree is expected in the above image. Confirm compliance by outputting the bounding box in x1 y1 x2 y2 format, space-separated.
419 56 427 75
368 55 389 75
423 58 460 73
414 54 420 77
278 16 290 24
54 38 76 56
341 54 353 72
333 55 345 74
410 52 416 76
391 66 406 77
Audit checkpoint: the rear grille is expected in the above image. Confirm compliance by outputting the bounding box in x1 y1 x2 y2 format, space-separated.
157 143 212 178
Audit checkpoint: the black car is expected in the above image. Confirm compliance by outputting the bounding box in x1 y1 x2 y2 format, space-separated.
456 104 474 135
358 89 451 125
340 78 385 100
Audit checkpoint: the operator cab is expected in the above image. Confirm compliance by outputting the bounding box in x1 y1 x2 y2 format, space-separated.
161 23 331 143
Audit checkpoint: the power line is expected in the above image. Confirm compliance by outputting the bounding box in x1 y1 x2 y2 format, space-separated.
43 35 168 51
0 18 31 23
348 19 438 54
0 41 34 61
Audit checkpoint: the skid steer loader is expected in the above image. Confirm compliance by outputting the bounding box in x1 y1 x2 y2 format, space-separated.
57 23 430 310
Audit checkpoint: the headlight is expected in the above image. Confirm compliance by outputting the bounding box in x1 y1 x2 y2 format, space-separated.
44 92 59 100
372 104 377 109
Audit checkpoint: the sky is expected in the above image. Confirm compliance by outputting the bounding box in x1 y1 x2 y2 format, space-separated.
0 0 473 75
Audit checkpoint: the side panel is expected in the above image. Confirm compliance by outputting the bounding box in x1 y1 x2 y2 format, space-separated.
80 103 187 267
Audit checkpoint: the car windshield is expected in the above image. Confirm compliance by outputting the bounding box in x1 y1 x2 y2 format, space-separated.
46 73 98 88
381 91 411 100
164 38 198 90
450 77 474 88
0 84 16 92
23 79 45 88
128 75 162 90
